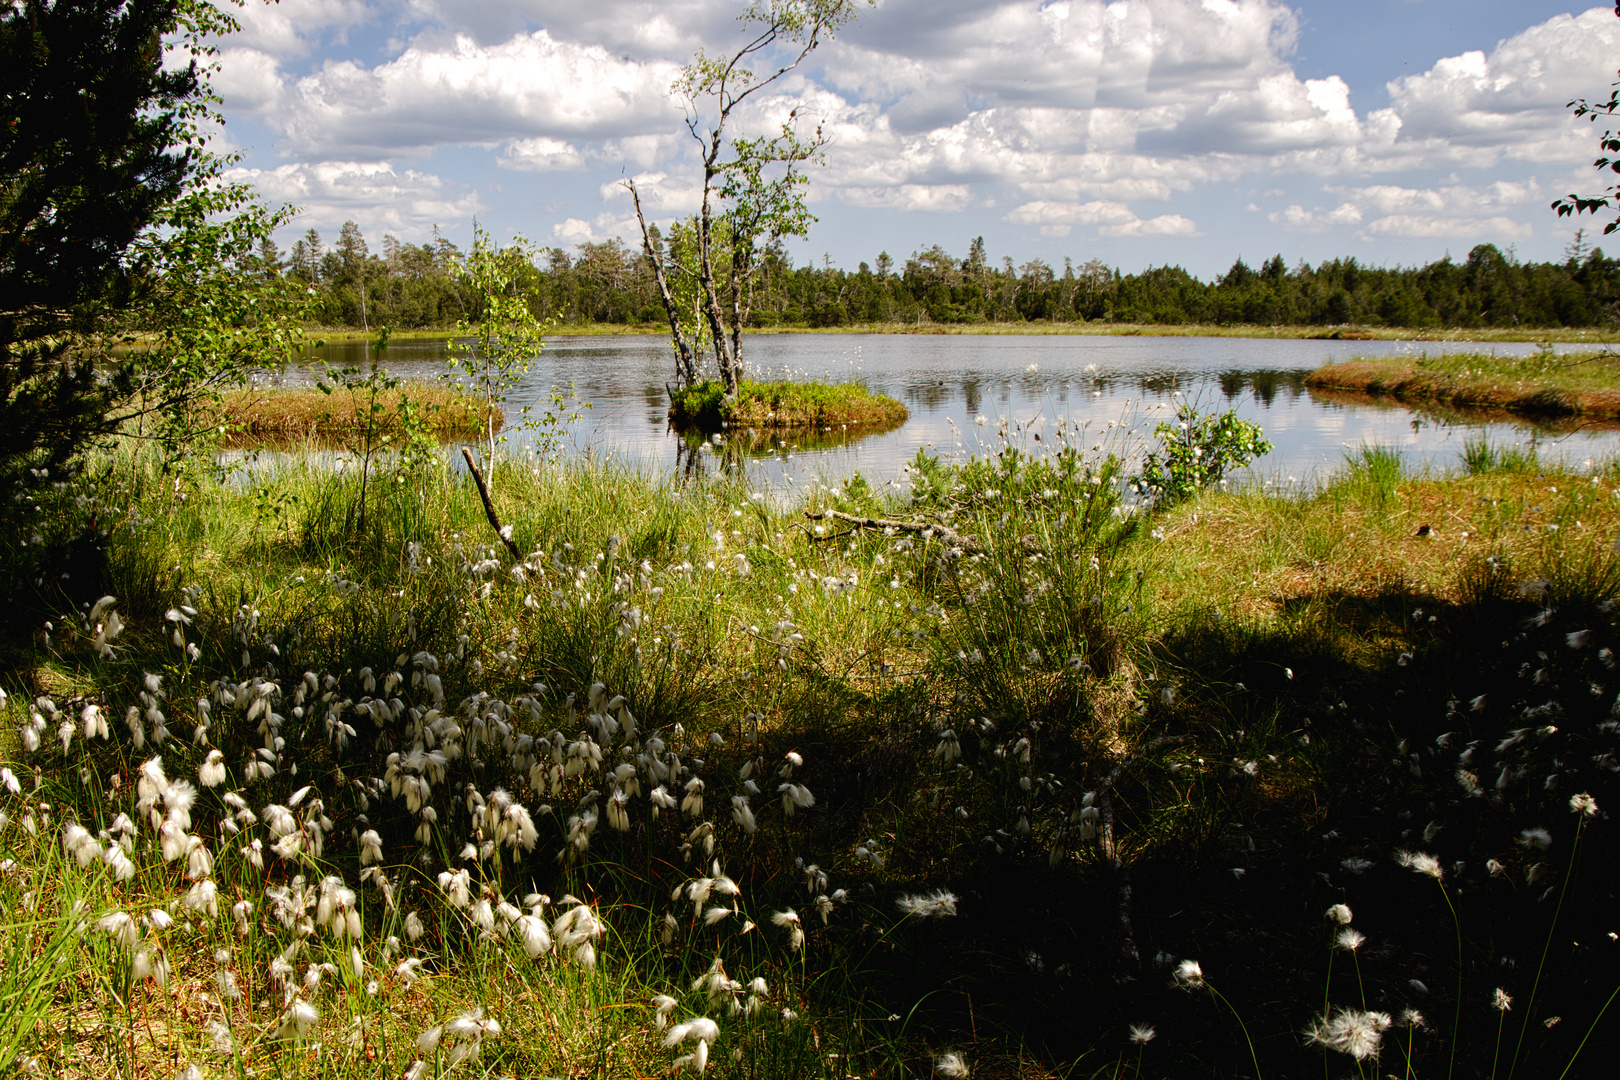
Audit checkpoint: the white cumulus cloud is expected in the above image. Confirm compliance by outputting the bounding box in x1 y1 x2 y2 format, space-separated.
226 161 483 238
1005 198 1196 238
273 30 683 156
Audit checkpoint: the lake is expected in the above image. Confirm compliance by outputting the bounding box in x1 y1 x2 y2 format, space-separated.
284 333 1620 491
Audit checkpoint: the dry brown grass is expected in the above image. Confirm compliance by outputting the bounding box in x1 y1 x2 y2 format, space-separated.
1137 465 1620 660
1305 352 1620 420
216 384 500 447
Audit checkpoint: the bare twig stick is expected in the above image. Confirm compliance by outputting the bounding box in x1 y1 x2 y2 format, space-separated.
804 508 988 553
461 446 523 563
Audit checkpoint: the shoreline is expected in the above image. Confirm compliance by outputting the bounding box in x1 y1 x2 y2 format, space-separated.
1305 351 1620 421
292 322 1620 345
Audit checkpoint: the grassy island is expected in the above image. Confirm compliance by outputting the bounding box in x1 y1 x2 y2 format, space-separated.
217 383 499 446
667 378 909 432
1305 349 1620 420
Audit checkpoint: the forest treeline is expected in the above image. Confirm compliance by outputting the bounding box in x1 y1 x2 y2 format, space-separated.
267 222 1620 332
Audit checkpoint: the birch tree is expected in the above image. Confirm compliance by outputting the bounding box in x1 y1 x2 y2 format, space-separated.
628 0 866 395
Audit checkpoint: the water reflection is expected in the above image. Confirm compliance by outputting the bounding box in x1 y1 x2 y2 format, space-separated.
281 333 1620 488
1305 385 1620 435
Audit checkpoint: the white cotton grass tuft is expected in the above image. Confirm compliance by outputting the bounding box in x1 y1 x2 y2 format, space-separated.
1335 928 1366 952
272 999 319 1041
1493 987 1513 1012
1326 903 1353 925
1571 792 1599 816
663 1016 720 1073
895 889 958 918
1518 828 1553 851
1173 959 1205 989
771 908 804 949
198 750 227 788
1396 850 1443 880
1305 1008 1392 1061
1128 1023 1157 1045
934 1049 970 1078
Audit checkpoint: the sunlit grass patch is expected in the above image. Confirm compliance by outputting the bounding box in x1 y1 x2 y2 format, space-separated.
1306 349 1620 420
668 378 909 431
217 384 498 446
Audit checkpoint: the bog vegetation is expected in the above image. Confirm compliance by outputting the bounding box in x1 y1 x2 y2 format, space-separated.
5 400 1620 1078
1307 348 1620 421
5 3 1620 1078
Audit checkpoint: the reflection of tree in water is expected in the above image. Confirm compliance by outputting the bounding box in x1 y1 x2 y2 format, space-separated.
1139 372 1196 396
904 378 955 410
964 378 982 418
671 416 906 480
1213 369 1311 406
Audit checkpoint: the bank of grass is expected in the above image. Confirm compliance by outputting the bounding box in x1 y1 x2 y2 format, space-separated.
3 433 1620 1077
668 378 908 431
218 382 499 445
1306 348 1620 420
305 323 1620 344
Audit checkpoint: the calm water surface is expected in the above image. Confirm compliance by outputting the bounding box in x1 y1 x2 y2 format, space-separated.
282 334 1620 490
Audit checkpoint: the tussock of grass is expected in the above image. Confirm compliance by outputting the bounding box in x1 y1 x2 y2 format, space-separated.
1306 349 1620 419
217 384 499 445
667 378 908 432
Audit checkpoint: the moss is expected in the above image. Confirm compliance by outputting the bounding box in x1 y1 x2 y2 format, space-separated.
667 379 908 432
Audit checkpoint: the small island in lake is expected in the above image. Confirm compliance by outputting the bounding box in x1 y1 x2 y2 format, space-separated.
667 378 908 433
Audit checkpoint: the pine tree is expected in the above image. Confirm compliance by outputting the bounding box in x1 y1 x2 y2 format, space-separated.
0 0 203 496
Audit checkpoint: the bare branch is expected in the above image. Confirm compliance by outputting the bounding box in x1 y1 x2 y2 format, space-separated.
803 507 1048 555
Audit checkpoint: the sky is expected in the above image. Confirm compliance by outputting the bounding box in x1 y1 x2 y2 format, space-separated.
204 0 1620 279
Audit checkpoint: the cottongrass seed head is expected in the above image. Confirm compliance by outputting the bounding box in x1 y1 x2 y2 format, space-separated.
1306 1008 1392 1061
1396 850 1443 880
896 889 958 918
1128 1023 1157 1045
1173 959 1205 989
934 1049 970 1078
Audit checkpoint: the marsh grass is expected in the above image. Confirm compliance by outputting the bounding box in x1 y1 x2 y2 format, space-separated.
668 379 909 432
4 428 1620 1077
217 384 499 446
1306 350 1620 420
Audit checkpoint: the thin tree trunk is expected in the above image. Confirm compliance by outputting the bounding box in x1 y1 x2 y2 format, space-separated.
627 180 698 386
696 184 738 394
729 244 756 374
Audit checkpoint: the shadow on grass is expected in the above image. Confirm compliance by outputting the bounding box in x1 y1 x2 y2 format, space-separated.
843 574 1620 1076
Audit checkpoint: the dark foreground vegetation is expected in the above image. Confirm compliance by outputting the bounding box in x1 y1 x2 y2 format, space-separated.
282 220 1620 333
1 419 1617 1077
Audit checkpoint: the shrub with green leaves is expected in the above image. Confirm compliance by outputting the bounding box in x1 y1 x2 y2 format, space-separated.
1136 403 1273 506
